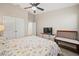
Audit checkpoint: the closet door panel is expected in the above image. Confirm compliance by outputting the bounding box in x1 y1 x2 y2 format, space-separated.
3 16 16 40
15 18 25 38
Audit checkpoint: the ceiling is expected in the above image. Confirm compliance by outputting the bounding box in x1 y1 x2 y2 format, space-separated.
13 3 77 15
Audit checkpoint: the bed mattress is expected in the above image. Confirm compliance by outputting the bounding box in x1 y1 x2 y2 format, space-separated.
0 36 61 56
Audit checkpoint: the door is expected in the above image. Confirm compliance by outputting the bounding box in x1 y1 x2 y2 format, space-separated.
32 22 36 35
28 22 33 35
15 18 25 38
27 22 36 35
3 16 16 40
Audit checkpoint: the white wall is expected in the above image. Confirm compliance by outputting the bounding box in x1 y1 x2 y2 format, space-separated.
77 5 79 40
36 5 78 35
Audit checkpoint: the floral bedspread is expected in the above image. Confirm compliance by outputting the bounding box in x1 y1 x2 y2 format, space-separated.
0 36 61 56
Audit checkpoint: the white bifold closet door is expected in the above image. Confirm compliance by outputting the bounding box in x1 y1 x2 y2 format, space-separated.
15 18 25 38
3 16 25 40
3 16 16 40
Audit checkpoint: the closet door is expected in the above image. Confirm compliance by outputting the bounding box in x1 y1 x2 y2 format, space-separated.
3 16 16 40
15 18 25 38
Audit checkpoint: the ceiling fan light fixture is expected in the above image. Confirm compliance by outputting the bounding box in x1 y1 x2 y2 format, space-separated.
24 3 44 13
32 6 37 10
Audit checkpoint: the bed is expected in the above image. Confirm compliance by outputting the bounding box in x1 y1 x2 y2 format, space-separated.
0 36 61 56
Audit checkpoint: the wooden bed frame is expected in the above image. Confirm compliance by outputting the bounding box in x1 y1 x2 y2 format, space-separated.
54 30 79 54
56 30 78 40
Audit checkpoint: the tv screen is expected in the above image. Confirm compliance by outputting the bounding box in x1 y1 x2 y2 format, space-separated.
43 27 52 35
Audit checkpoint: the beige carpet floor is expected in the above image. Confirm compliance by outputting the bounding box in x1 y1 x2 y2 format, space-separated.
60 48 79 56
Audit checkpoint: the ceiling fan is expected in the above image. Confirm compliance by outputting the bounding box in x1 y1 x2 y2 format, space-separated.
24 3 44 13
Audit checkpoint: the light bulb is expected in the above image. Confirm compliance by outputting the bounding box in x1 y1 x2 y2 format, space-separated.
32 6 37 10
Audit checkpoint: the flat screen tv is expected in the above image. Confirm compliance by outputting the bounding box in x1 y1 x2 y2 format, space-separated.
43 27 52 35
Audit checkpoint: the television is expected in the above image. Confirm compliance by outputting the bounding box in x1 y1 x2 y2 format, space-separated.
43 27 52 35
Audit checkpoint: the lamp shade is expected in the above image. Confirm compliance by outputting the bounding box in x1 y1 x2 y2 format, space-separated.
0 25 4 32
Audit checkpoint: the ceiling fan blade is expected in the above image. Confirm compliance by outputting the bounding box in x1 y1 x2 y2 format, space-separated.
35 3 40 6
24 6 32 9
37 7 44 11
30 3 34 6
30 3 40 6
